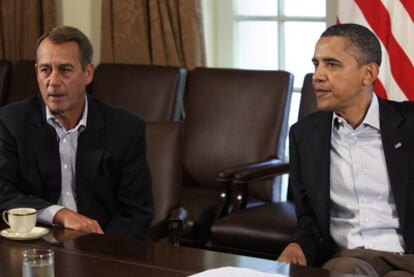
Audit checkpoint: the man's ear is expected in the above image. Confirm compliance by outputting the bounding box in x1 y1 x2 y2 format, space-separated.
362 63 379 86
84 63 95 85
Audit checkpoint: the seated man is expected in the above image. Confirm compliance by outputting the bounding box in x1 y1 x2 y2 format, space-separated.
278 23 414 276
0 26 154 239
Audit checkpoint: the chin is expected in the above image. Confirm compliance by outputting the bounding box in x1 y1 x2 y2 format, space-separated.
316 102 330 112
47 104 65 115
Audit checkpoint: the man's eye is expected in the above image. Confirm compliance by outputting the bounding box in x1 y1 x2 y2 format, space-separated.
61 68 71 72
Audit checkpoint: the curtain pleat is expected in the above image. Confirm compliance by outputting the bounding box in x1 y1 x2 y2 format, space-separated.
101 0 205 69
0 0 55 61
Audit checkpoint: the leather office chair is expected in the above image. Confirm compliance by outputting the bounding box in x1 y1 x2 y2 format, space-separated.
211 73 317 259
6 60 38 104
179 67 294 246
146 121 187 242
0 60 11 106
90 63 187 121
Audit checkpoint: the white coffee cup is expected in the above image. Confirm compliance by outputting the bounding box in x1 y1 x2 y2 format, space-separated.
2 208 37 235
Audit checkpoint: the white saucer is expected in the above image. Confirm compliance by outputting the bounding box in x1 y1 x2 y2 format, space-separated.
0 227 50 241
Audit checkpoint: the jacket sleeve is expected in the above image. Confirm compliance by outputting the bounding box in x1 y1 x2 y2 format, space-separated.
288 125 325 265
0 120 52 211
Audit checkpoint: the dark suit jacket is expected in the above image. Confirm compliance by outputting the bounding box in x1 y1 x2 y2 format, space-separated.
289 98 414 265
0 95 154 239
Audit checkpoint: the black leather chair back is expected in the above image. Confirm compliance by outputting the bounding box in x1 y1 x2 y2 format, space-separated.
298 73 318 121
91 63 187 121
183 68 293 201
6 60 38 104
0 60 11 106
179 67 293 246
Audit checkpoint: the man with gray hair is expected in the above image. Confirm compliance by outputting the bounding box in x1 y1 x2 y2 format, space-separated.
278 23 414 276
0 26 154 239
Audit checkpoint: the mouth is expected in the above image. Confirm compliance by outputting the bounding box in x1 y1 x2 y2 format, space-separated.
48 93 66 100
314 88 331 96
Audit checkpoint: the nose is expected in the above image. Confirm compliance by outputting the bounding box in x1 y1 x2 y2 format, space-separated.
312 65 326 83
48 70 61 88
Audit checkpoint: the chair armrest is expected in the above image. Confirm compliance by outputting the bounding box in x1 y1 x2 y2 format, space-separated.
217 158 284 182
232 160 289 211
216 159 288 213
233 159 289 184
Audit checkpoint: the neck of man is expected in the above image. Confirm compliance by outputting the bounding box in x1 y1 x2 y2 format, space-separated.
55 99 85 131
336 90 373 129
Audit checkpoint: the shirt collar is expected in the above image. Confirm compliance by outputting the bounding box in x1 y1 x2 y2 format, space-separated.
332 93 380 131
46 95 88 131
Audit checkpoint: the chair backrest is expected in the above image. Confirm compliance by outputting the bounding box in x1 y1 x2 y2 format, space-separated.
6 60 38 104
183 67 293 201
298 73 318 121
146 121 183 239
0 60 12 106
91 63 187 121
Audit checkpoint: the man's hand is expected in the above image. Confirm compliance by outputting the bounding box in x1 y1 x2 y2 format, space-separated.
53 208 104 234
277 242 307 266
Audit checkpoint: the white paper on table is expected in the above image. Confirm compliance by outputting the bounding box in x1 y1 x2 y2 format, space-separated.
189 266 288 277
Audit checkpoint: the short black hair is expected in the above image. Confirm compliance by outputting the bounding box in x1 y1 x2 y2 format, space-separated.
36 26 93 69
321 23 382 66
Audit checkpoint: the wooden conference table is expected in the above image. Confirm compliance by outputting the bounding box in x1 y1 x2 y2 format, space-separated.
0 225 355 276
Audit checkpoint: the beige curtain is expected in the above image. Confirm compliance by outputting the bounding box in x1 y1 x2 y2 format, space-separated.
101 0 205 69
0 0 56 61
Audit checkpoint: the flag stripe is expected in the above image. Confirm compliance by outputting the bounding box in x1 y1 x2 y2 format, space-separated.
381 0 414 65
337 0 407 101
374 79 388 100
355 0 414 100
400 0 414 22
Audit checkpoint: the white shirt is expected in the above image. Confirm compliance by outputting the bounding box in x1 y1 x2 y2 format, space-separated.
37 97 88 225
330 94 405 253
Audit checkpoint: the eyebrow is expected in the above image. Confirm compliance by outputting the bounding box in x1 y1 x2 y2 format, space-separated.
38 63 74 68
312 57 342 64
59 63 74 68
38 63 51 68
323 57 342 63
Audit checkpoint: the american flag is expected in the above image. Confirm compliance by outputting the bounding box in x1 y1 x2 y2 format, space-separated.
337 0 414 101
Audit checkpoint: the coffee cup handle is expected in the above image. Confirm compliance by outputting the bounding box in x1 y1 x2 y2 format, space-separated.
2 211 10 226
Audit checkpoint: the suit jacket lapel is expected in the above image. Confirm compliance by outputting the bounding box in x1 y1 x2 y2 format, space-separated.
309 112 333 234
28 98 61 203
379 100 410 229
76 97 104 213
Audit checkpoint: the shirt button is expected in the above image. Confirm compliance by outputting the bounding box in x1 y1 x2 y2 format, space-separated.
66 192 71 196
63 138 67 143
63 164 68 170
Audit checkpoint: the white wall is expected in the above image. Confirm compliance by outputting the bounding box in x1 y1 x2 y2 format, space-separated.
202 0 216 67
202 0 234 68
55 0 102 65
